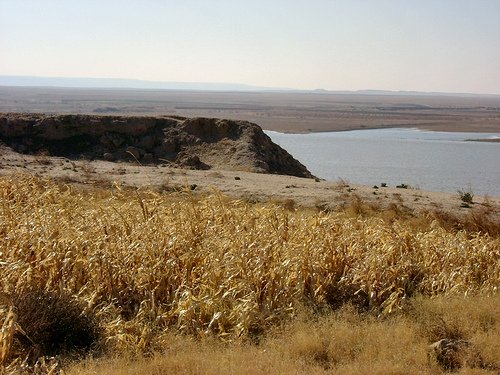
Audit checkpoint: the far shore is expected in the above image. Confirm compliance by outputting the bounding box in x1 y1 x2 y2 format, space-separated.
1 86 499 135
264 123 500 135
466 137 500 143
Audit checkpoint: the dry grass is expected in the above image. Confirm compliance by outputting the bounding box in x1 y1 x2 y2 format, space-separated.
65 297 500 375
0 175 499 374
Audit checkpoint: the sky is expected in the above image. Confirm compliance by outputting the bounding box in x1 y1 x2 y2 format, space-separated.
1 0 500 94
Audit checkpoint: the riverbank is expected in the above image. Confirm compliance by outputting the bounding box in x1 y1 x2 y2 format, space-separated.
466 137 500 143
272 122 500 134
1 145 499 221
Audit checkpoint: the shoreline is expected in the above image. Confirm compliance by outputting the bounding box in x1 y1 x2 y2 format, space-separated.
265 123 500 135
1 146 499 215
466 137 500 143
267 125 500 144
265 127 500 197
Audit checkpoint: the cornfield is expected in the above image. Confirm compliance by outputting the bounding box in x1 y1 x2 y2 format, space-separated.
0 175 499 372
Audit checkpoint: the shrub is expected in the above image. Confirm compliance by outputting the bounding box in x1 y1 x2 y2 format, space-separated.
12 288 101 359
458 188 474 204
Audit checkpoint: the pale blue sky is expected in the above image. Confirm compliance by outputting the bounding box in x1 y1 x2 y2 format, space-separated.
1 0 500 94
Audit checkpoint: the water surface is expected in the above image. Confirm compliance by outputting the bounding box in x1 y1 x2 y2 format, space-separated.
266 128 500 196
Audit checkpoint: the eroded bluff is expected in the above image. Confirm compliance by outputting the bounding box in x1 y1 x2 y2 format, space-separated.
0 113 313 178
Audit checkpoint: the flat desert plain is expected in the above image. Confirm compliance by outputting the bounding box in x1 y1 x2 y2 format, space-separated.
1 86 499 133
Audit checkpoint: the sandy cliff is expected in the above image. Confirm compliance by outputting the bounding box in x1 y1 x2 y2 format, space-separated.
0 113 313 178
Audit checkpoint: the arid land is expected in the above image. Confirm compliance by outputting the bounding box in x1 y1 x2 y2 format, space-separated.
1 86 500 134
0 89 499 217
1 93 500 374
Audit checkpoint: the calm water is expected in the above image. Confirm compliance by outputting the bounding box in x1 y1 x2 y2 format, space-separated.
266 128 500 196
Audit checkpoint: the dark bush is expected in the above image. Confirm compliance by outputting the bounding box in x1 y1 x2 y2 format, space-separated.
323 282 370 312
12 288 101 359
458 188 474 204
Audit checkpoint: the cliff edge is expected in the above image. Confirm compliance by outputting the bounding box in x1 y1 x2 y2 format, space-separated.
0 113 313 178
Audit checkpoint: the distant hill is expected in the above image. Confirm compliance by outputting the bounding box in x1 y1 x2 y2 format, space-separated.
0 75 498 97
0 75 275 92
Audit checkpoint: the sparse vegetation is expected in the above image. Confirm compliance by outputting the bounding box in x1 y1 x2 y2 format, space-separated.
458 187 475 206
0 175 499 374
335 177 350 189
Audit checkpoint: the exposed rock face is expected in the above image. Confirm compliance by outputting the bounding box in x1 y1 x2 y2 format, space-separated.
0 113 313 178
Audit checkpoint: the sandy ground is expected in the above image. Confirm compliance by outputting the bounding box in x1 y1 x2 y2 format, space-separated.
1 146 498 220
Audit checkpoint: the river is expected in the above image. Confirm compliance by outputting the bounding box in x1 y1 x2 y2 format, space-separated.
266 128 500 196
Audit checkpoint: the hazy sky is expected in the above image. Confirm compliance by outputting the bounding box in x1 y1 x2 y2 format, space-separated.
1 0 500 94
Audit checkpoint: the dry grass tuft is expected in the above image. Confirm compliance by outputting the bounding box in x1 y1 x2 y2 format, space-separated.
423 206 500 237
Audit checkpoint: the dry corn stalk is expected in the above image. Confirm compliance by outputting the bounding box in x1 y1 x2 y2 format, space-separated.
0 175 499 368
0 307 16 366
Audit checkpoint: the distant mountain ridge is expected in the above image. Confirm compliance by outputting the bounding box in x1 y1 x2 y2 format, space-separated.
0 75 273 92
1 75 498 97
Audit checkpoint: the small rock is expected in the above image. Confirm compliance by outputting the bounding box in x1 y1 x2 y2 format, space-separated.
139 135 156 150
234 176 241 180
161 139 177 153
176 154 210 170
103 152 114 161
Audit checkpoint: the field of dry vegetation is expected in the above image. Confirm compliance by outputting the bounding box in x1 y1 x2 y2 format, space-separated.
1 175 499 374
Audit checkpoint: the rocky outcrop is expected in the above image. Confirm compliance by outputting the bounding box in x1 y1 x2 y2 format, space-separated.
0 113 313 178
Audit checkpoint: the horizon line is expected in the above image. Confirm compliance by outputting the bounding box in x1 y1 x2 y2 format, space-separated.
1 74 499 98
